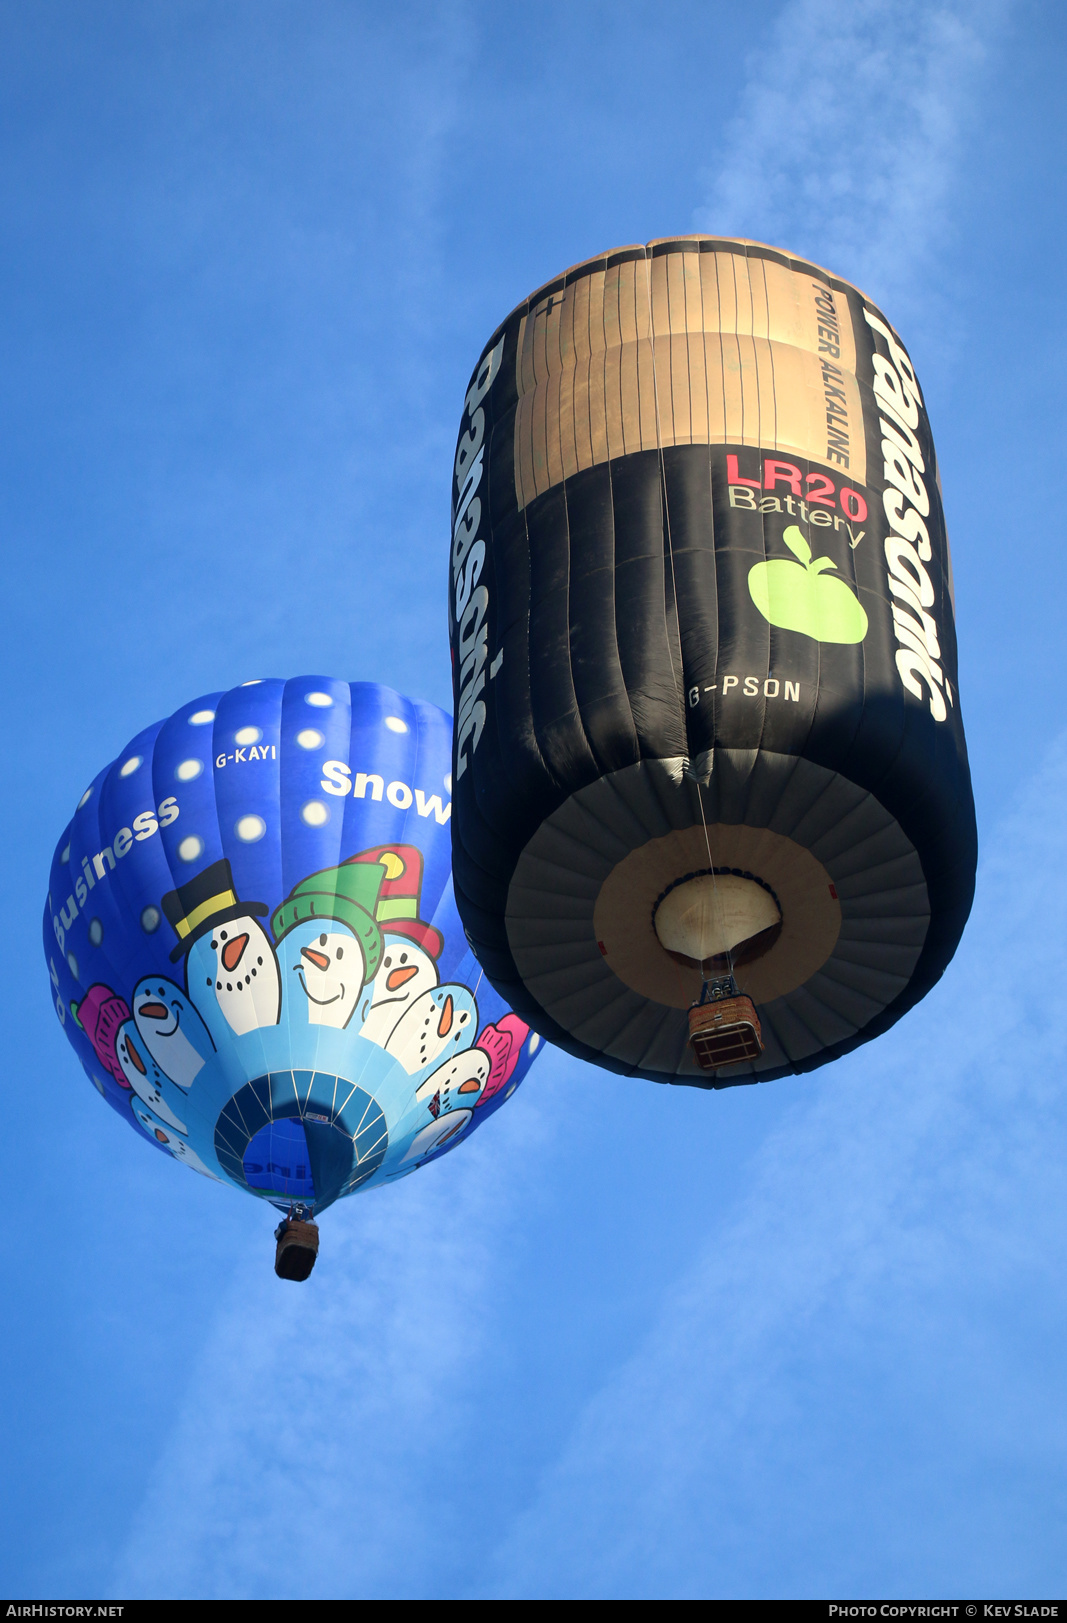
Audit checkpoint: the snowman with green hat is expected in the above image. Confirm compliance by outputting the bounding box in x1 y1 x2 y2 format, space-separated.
271 861 385 1031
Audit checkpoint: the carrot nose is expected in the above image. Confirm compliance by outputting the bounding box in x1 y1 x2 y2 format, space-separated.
437 994 454 1039
138 1002 168 1019
386 965 418 991
125 1036 147 1075
222 934 249 972
301 947 330 972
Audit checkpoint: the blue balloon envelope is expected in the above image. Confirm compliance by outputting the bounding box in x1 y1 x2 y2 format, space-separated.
43 679 544 1214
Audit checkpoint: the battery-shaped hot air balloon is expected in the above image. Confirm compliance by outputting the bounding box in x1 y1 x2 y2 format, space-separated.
448 236 976 1084
44 680 541 1276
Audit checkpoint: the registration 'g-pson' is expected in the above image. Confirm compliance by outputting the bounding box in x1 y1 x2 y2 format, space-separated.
450 334 504 780
864 307 951 724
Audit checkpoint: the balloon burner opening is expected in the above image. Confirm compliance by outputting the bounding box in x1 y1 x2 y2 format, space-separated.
653 871 781 974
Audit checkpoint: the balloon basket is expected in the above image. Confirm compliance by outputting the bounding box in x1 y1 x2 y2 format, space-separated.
274 1218 319 1281
688 985 763 1071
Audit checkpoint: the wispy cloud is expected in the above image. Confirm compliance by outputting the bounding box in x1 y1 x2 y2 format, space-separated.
113 746 1067 1599
482 737 1067 1597
696 0 1011 323
111 1079 554 1599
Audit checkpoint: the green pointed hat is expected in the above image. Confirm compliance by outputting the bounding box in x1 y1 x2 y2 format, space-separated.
271 861 385 980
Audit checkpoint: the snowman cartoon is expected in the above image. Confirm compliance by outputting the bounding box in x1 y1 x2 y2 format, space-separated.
385 982 481 1076
130 1097 221 1180
71 983 132 1090
269 860 385 1031
358 937 441 1046
470 1013 531 1106
347 845 444 1047
401 1108 474 1164
133 975 216 1090
413 1045 490 1113
342 844 486 1092
406 1015 528 1142
114 1019 188 1132
162 858 281 1040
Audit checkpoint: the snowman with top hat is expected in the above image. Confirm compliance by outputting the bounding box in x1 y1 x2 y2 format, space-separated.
162 858 281 1041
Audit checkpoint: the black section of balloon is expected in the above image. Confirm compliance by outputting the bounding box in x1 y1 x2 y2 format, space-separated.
448 242 978 1086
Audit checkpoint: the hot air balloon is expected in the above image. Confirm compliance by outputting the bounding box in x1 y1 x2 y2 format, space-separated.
44 680 542 1278
448 236 976 1084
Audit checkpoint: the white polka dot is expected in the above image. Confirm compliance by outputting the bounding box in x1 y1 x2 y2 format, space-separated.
504 1082 517 1098
119 755 142 778
296 728 324 750
528 1033 540 1055
140 905 161 934
301 800 329 827
91 1073 105 1095
176 759 203 782
88 918 103 947
77 787 92 809
384 715 408 734
235 725 261 746
189 709 215 726
444 773 452 794
177 835 204 863
67 951 79 980
305 691 333 708
60 844 70 864
242 679 263 686
235 814 266 843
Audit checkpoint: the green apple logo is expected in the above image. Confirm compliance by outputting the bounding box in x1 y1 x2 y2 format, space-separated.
747 526 868 644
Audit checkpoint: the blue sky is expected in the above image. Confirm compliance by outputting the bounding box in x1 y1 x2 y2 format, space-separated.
2 0 1066 1599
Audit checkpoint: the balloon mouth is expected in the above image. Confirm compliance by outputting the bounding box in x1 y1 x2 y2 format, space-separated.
652 870 783 975
214 1071 388 1213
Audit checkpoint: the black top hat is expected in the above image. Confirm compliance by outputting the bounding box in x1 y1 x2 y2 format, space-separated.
161 857 268 963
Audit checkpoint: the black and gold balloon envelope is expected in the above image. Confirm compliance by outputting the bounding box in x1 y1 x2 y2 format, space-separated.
449 236 976 1086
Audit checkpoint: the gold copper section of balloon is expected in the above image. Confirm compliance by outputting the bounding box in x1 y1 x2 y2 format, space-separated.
513 239 868 509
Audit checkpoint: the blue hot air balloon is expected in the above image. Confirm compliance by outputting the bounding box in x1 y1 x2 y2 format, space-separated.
44 679 543 1278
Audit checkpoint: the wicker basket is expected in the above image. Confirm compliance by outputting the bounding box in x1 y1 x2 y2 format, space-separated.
275 1218 320 1281
688 995 763 1070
